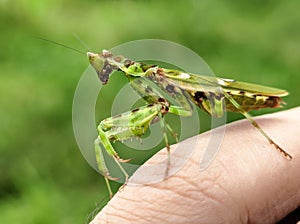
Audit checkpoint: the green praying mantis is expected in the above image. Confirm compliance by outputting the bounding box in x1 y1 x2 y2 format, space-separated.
87 50 292 198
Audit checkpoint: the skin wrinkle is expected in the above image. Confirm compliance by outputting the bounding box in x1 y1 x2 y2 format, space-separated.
111 211 141 223
272 186 299 221
197 179 227 206
143 175 227 223
245 208 251 224
171 173 201 189
145 181 199 215
229 149 263 220
265 195 275 223
108 190 166 222
142 201 186 219
174 153 245 223
252 160 296 222
152 181 195 203
240 160 278 222
106 197 152 223
121 183 192 223
105 203 138 222
128 195 181 224
203 154 250 221
267 170 290 220
205 168 247 222
106 193 182 223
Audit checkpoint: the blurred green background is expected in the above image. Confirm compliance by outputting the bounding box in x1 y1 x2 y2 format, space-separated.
1 0 300 223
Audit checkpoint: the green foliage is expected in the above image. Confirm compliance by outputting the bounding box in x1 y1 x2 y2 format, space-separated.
0 0 299 223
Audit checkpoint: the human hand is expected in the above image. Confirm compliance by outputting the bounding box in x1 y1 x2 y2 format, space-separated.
91 107 300 224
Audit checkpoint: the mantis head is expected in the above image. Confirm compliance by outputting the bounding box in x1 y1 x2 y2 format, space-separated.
88 50 156 84
87 50 118 84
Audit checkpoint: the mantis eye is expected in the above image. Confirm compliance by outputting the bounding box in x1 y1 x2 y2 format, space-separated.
87 52 108 84
87 52 104 72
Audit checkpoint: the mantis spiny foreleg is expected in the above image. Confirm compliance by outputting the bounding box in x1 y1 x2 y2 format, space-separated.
95 101 173 197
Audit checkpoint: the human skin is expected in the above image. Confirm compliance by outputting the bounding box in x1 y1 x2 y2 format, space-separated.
90 107 300 224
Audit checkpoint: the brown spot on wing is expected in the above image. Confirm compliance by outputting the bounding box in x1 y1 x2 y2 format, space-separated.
166 84 175 93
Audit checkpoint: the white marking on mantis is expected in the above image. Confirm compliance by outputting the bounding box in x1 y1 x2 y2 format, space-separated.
230 90 242 95
179 73 191 79
245 92 255 98
218 78 235 86
256 95 269 101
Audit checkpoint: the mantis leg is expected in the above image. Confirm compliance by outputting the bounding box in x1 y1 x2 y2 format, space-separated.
222 90 292 159
130 77 194 173
97 77 195 197
95 103 171 197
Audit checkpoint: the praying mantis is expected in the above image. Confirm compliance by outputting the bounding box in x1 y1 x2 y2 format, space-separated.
87 50 292 198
